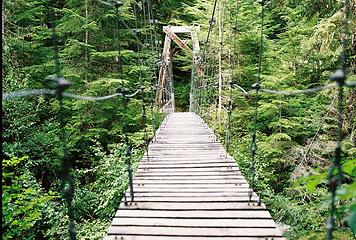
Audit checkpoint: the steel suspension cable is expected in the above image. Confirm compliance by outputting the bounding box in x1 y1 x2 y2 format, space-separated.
232 0 239 72
249 0 265 206
225 80 233 158
326 0 350 239
48 0 76 238
146 0 160 137
147 0 160 59
114 2 124 75
203 0 218 63
132 2 149 160
224 0 239 156
121 89 135 204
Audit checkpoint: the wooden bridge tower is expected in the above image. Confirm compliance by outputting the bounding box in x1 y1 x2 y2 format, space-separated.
155 26 203 113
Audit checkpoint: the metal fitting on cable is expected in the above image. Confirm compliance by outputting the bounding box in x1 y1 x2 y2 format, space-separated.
209 17 216 25
330 69 346 85
113 1 124 8
56 77 71 93
257 0 265 5
251 83 261 90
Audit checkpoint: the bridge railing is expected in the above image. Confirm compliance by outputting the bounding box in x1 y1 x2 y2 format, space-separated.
191 0 354 239
3 0 162 239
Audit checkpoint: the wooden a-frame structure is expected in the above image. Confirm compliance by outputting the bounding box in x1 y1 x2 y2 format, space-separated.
155 26 203 112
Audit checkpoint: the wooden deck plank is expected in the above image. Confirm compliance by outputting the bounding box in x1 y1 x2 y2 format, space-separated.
134 172 241 176
131 188 251 193
135 168 240 173
104 112 284 239
105 236 284 240
107 226 283 237
111 218 277 227
115 209 271 218
125 192 256 197
133 175 242 179
117 202 266 210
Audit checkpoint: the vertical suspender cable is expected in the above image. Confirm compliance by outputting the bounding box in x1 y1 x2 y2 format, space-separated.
249 0 265 206
326 0 350 239
203 0 218 62
232 0 239 72
122 89 135 204
147 0 159 140
225 80 233 158
225 0 239 157
132 1 149 160
114 2 124 75
48 1 76 238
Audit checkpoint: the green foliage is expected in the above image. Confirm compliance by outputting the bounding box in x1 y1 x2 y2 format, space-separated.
200 0 355 239
3 0 356 239
3 0 161 238
2 156 58 239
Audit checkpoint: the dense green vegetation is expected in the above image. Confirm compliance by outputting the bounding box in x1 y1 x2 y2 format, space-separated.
196 1 356 239
2 0 355 239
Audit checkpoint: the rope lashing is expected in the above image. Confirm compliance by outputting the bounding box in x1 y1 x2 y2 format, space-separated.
249 0 265 206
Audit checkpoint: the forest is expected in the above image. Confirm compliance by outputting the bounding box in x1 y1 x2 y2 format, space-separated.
2 0 356 239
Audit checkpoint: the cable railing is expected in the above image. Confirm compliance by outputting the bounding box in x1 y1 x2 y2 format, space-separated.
3 0 355 239
192 0 354 239
3 1 162 239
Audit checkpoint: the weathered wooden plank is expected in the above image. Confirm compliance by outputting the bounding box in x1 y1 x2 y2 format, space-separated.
133 176 245 180
128 188 250 193
104 112 284 239
131 184 249 189
117 202 266 210
111 217 276 228
137 162 238 167
104 236 285 240
107 226 282 237
135 168 240 173
132 179 248 184
134 172 241 177
115 209 271 218
124 196 259 202
141 158 234 163
125 192 255 197
138 163 236 168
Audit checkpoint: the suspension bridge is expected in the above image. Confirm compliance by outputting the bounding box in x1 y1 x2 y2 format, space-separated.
3 0 354 240
104 112 284 239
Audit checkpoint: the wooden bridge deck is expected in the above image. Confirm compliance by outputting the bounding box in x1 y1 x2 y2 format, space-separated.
104 112 284 240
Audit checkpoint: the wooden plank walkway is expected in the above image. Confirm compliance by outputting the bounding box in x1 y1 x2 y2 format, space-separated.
104 112 284 240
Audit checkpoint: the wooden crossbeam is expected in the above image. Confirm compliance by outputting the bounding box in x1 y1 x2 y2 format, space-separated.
163 27 193 54
156 26 202 111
